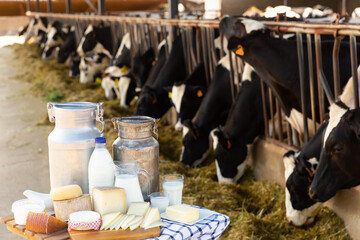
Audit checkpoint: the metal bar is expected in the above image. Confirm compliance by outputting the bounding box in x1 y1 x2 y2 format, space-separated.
307 33 317 133
181 28 189 76
66 0 72 14
332 37 341 99
234 53 240 93
314 34 325 123
201 27 210 85
195 28 201 64
269 88 276 139
27 0 31 12
342 0 347 16
185 27 192 73
47 0 52 12
36 0 40 12
275 99 283 142
260 79 269 138
206 28 213 80
350 35 359 108
168 0 179 42
220 33 225 59
296 33 309 143
98 0 105 15
286 121 292 146
319 70 335 104
228 52 235 102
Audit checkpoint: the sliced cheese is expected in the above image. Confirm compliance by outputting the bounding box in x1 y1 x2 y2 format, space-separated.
114 214 128 230
93 187 127 216
144 220 168 230
127 202 150 217
129 217 143 231
121 214 135 230
128 216 142 228
50 185 82 201
140 208 160 228
100 212 121 230
165 204 199 223
106 214 123 230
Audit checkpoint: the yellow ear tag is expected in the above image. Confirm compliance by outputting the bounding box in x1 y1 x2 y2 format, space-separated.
114 79 119 86
168 92 172 98
235 44 244 56
120 66 128 74
152 60 156 66
99 25 103 28
95 77 102 84
197 90 203 97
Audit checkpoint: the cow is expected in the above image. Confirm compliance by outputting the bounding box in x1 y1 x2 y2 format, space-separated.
57 26 76 64
309 66 360 202
171 62 207 131
180 54 240 166
24 16 48 45
135 34 186 118
79 52 110 84
113 32 132 68
69 52 81 77
42 21 69 60
77 23 112 58
101 66 127 100
210 63 267 183
283 122 328 226
223 17 360 137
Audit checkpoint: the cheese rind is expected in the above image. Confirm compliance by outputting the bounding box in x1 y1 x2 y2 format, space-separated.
127 202 150 217
53 194 91 222
68 211 101 231
93 187 127 216
50 185 82 201
165 204 199 223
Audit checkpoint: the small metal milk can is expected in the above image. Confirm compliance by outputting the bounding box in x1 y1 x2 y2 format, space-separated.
112 116 159 200
47 102 105 194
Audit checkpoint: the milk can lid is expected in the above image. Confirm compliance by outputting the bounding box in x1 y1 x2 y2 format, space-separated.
95 137 106 143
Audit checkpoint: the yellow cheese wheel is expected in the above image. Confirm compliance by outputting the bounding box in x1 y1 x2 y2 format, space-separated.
50 184 83 201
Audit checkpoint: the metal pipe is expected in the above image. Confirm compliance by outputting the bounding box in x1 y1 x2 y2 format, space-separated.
260 79 269 138
47 0 52 12
66 0 72 13
307 33 317 132
286 122 292 146
36 0 40 12
228 52 235 102
296 33 308 143
98 0 105 15
168 0 179 42
181 28 189 76
269 89 276 139
195 28 201 64
350 35 359 108
185 27 193 72
206 28 213 80
27 0 31 12
342 0 347 16
200 27 210 85
332 36 341 99
275 99 283 142
314 34 325 123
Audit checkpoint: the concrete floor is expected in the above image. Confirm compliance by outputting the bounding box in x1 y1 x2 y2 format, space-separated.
0 44 52 239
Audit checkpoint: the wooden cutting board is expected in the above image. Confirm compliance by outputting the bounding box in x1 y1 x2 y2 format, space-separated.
69 227 160 240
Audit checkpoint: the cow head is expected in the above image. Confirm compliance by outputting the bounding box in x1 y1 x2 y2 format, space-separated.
310 108 360 202
131 48 155 89
44 21 65 49
79 53 110 84
283 151 322 226
135 86 172 118
101 66 122 100
113 32 131 67
210 128 247 184
220 16 265 41
42 45 59 60
180 120 211 166
57 27 76 64
69 53 81 77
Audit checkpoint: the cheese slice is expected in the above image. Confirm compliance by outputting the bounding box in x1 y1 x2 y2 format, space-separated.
93 187 127 216
128 216 142 228
121 214 135 230
129 217 143 231
144 220 168 230
140 208 160 228
165 204 199 223
50 185 82 201
114 214 128 230
100 212 121 230
106 214 123 230
127 202 150 217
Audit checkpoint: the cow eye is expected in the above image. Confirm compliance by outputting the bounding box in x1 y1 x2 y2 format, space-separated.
333 145 343 153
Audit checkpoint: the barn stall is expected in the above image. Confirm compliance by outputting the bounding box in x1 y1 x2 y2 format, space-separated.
1 0 360 239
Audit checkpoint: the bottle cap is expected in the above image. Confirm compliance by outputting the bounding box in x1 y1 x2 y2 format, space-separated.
95 137 106 144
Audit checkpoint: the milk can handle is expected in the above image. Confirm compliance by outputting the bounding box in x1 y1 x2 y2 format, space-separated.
111 117 119 132
47 102 55 123
95 102 105 133
138 168 151 196
153 119 159 139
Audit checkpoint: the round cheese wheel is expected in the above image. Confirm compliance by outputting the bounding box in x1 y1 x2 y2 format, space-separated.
68 211 101 231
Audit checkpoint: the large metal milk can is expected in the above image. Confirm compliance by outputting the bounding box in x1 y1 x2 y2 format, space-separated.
112 116 159 200
47 102 105 194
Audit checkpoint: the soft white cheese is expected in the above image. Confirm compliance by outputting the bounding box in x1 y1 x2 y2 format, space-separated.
165 204 199 223
127 202 150 217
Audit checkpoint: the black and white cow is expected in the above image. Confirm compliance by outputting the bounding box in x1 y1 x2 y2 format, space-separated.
135 35 186 118
210 63 266 183
181 54 238 166
101 66 131 103
42 21 68 59
223 17 360 137
24 17 48 45
283 122 328 226
171 62 207 131
69 52 81 77
57 26 76 64
309 67 360 202
113 32 132 68
77 23 112 58
79 52 110 84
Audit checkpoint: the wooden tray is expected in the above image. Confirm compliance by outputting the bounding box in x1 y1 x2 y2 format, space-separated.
0 214 70 240
1 214 161 240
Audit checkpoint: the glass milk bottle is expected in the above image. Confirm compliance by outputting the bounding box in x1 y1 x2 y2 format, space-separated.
88 137 115 196
162 174 184 206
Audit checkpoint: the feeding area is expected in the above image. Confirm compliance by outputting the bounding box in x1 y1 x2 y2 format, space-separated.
1 0 360 239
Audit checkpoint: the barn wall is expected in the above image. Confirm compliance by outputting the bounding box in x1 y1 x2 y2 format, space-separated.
248 137 360 240
221 0 358 16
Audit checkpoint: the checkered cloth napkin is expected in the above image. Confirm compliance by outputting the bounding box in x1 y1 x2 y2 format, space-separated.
148 205 230 240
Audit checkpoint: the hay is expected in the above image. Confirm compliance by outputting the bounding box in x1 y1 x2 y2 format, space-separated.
8 43 350 239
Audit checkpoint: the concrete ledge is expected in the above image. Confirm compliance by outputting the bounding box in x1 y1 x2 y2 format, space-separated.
248 137 360 240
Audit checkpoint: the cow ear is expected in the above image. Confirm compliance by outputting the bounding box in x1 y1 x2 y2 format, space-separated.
347 110 360 139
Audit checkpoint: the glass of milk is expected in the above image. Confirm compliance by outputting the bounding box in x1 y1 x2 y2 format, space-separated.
149 192 169 213
162 174 184 206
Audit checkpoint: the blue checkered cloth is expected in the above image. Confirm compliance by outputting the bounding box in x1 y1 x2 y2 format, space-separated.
148 205 230 240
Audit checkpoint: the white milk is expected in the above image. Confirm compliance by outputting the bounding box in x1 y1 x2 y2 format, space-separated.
150 196 169 213
115 174 144 206
88 139 115 196
163 181 184 206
